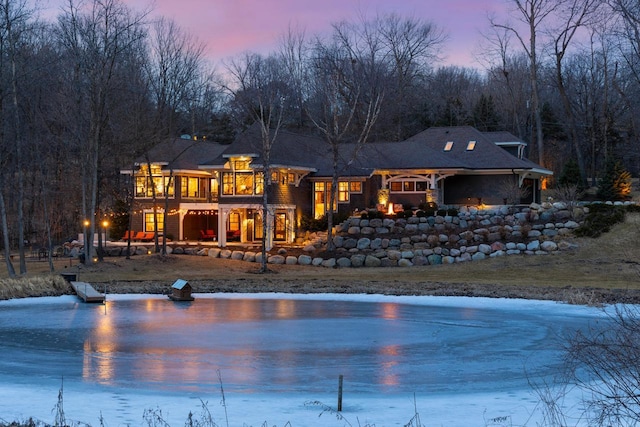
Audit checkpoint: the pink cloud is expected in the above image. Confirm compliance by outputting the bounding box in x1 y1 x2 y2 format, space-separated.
44 0 509 67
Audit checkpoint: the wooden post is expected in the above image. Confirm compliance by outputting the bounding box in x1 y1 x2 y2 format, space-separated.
338 374 343 412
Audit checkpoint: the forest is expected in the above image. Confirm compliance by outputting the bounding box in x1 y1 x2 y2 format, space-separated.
0 0 638 275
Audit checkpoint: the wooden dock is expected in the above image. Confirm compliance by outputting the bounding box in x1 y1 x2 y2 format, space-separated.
70 281 105 303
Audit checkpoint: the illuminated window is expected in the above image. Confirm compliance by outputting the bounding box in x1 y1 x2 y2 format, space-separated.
350 182 362 193
466 140 476 151
403 181 415 192
338 181 349 202
233 160 250 170
135 175 174 198
255 173 264 195
235 172 254 195
144 212 164 232
222 172 233 195
181 177 200 198
444 141 454 151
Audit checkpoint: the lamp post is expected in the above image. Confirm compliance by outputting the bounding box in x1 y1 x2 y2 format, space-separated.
82 220 90 264
102 219 109 250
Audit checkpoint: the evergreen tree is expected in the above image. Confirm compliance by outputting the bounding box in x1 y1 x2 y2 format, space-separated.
558 158 586 193
472 94 501 131
597 157 632 201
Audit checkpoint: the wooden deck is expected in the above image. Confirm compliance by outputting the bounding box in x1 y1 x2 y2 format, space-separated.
70 281 105 303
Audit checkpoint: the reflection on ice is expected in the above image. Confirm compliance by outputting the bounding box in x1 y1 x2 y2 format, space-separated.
0 293 611 426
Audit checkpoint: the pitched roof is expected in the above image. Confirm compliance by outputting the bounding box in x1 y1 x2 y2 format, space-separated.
405 126 549 172
196 125 551 177
138 137 229 171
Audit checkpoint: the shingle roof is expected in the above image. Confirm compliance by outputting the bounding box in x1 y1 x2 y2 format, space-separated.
139 137 229 171
196 125 551 176
406 126 547 171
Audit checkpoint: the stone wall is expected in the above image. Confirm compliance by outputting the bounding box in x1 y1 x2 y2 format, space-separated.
86 201 634 268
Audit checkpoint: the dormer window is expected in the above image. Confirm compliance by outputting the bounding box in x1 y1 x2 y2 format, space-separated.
444 141 454 151
466 140 476 151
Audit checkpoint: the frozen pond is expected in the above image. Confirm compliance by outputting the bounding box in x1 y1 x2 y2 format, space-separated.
0 294 609 426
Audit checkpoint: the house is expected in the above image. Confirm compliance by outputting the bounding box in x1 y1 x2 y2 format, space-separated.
121 126 552 248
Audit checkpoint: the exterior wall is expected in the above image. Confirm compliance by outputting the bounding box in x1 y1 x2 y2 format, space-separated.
443 174 536 206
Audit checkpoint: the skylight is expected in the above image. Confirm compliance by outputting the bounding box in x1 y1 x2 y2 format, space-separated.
466 140 476 151
444 141 454 151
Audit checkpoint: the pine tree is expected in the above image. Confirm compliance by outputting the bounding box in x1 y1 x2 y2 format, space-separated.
597 157 632 201
558 158 585 193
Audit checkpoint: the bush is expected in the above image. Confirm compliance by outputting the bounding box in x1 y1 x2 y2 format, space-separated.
574 204 637 238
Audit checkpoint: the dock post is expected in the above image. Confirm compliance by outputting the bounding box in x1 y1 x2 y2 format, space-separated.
338 374 343 412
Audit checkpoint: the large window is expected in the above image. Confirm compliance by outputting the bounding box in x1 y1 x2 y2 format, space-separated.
144 212 164 232
220 171 263 196
181 177 207 198
135 176 174 198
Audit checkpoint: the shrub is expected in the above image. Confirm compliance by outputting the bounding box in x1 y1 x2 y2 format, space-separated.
418 202 438 217
574 203 632 238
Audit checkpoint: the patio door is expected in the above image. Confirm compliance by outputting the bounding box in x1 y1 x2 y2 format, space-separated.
274 213 287 241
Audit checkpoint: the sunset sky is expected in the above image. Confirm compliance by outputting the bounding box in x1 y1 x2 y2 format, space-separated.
43 0 510 67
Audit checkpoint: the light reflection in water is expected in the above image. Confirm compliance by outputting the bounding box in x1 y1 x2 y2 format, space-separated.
67 297 576 394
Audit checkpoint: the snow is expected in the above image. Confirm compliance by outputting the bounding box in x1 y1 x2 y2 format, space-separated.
0 293 614 427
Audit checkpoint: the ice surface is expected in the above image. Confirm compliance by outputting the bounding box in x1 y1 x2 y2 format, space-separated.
0 294 613 426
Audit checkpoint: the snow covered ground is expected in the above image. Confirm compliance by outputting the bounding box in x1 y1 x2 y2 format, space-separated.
0 294 613 426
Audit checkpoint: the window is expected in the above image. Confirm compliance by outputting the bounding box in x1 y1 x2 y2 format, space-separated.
233 160 250 170
390 182 402 192
314 182 337 219
390 180 429 193
181 177 201 198
135 175 174 198
444 141 454 151
221 170 263 196
349 182 362 193
338 181 349 202
466 140 476 151
235 172 254 195
222 172 234 195
144 212 164 232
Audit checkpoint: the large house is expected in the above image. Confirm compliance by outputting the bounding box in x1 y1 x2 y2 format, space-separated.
121 126 552 248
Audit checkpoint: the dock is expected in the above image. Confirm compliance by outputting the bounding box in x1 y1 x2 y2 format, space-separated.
70 281 105 303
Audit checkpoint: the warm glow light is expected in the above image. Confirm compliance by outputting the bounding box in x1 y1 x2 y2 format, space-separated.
102 220 109 228
83 220 90 227
387 203 394 215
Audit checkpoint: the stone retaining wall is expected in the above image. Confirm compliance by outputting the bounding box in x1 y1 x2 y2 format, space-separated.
81 201 634 268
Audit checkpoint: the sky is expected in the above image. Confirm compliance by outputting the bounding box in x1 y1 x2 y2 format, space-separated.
41 0 510 68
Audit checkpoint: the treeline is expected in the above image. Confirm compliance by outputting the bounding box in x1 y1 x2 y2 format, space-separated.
0 0 638 275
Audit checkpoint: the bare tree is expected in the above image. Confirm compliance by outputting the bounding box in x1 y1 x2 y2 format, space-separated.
491 0 563 167
550 0 601 187
144 16 207 255
225 52 288 272
56 0 147 265
377 13 446 140
307 23 384 251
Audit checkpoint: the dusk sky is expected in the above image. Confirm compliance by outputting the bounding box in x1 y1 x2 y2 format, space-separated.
43 0 510 68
